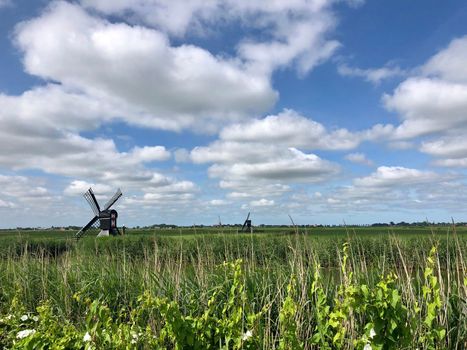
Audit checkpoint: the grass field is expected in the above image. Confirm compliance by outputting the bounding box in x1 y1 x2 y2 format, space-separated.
0 226 466 349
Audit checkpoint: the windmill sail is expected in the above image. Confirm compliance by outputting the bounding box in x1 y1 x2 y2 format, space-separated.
241 212 251 231
75 215 99 240
103 188 122 211
83 188 100 216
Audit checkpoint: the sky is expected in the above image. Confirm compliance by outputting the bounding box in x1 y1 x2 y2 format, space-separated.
1 0 467 228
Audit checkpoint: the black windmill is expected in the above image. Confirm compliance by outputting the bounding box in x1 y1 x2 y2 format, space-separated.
75 188 123 240
241 212 252 232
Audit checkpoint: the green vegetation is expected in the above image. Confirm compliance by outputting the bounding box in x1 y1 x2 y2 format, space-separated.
0 226 466 349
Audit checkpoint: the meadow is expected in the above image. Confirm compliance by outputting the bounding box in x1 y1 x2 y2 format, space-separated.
0 226 466 349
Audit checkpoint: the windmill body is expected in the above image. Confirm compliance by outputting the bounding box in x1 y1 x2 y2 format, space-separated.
76 188 122 240
96 209 119 237
241 212 253 233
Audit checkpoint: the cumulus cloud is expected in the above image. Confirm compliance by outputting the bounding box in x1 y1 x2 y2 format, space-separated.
384 77 467 138
223 183 290 200
218 109 365 150
0 99 171 184
208 199 229 206
421 137 467 167
383 36 467 139
130 146 171 163
64 180 113 197
80 0 219 37
322 166 449 212
14 1 277 133
338 63 406 84
192 109 392 165
0 199 15 208
80 0 348 75
193 143 339 200
249 198 275 207
0 85 178 193
189 108 400 200
0 175 57 210
422 36 467 83
381 35 467 168
353 166 439 188
209 148 339 182
189 109 390 199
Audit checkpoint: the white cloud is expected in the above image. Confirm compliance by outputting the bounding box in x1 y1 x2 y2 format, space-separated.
432 158 467 168
338 63 405 84
80 0 346 75
196 143 339 199
14 1 277 133
422 36 467 83
380 35 467 169
0 84 181 191
209 199 229 206
249 198 274 207
190 109 365 199
344 152 373 166
237 13 340 76
319 166 451 212
223 182 290 199
218 109 364 150
130 146 171 163
383 36 467 139
64 180 113 197
80 0 219 37
420 136 467 159
209 148 339 182
353 166 439 188
384 77 467 138
421 136 467 168
0 175 57 210
0 199 15 208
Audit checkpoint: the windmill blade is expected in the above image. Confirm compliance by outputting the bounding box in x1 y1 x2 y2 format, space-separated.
75 215 99 240
83 188 100 216
241 212 250 231
241 220 247 231
103 188 122 210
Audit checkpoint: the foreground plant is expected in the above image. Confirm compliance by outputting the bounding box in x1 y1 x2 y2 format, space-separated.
0 244 462 349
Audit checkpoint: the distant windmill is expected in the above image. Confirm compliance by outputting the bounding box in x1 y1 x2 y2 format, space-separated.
241 212 252 233
75 188 123 240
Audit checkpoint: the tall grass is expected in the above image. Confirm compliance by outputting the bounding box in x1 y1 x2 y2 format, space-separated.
0 228 466 348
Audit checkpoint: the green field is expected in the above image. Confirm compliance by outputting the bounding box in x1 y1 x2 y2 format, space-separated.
0 226 466 349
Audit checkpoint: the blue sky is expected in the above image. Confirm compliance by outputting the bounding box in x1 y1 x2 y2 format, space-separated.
1 0 467 227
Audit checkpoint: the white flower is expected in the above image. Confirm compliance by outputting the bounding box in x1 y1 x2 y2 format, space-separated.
242 330 253 341
17 329 36 339
131 339 137 344
6 315 13 320
20 315 29 321
364 344 372 350
369 328 376 339
83 332 92 342
132 332 138 339
32 316 39 322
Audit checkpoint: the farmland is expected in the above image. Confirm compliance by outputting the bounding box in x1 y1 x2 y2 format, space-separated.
0 226 466 349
